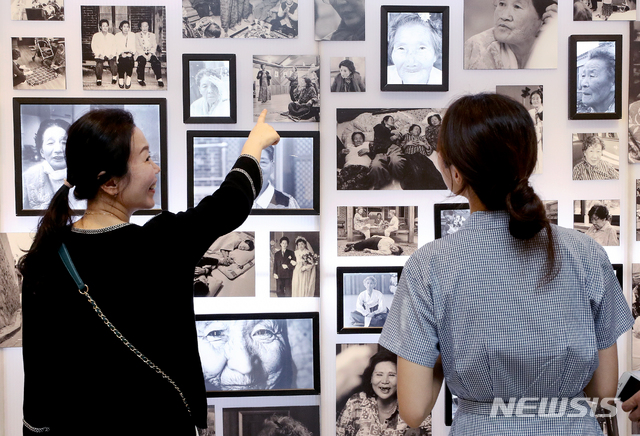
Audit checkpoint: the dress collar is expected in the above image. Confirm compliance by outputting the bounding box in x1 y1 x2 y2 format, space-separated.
461 210 510 231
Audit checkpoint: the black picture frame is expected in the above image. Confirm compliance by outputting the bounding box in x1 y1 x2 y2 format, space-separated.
195 312 320 397
434 203 470 239
13 97 168 216
187 130 320 215
568 34 622 120
182 53 237 124
380 5 449 92
337 266 403 334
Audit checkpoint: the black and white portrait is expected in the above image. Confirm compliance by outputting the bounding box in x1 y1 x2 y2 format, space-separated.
337 109 447 190
183 54 235 123
201 406 215 436
223 406 320 436
637 180 640 241
464 0 558 69
194 231 255 298
632 264 640 369
336 344 433 435
270 231 319 298
196 314 318 395
496 85 543 173
253 55 320 123
315 0 365 41
573 200 620 247
572 133 619 180
187 131 318 214
576 41 616 114
435 205 470 239
338 268 402 334
330 57 365 92
80 6 166 90
338 206 418 257
574 0 636 21
12 37 66 90
629 23 640 163
544 200 558 225
15 99 166 215
183 0 298 39
12 0 64 20
0 233 32 348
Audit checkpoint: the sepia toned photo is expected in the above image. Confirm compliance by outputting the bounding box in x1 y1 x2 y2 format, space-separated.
330 57 365 92
223 406 320 436
338 206 418 256
573 200 620 246
337 109 447 190
315 0 365 41
464 0 558 69
572 133 619 180
270 232 320 298
81 6 166 90
183 0 298 39
12 37 66 90
12 0 64 20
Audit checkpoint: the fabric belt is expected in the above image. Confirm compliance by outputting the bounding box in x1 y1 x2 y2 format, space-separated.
457 396 590 417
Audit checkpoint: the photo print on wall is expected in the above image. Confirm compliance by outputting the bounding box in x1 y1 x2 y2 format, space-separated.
434 203 470 239
629 22 640 163
573 0 636 21
315 0 365 41
183 0 298 39
12 0 64 20
573 199 620 246
270 231 320 298
253 55 320 123
80 6 167 90
12 37 66 90
193 231 255 298
544 200 558 225
496 85 543 173
183 53 236 124
571 133 619 180
330 57 366 92
337 108 447 190
464 0 558 69
223 406 320 436
338 206 417 256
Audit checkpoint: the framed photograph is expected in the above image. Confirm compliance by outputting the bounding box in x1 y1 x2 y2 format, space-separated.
12 0 64 20
330 57 366 92
194 231 255 298
12 37 66 90
253 55 320 123
336 344 432 433
187 130 320 215
337 108 447 190
573 200 620 247
337 266 402 334
13 98 168 216
569 35 622 120
629 23 640 163
434 203 470 239
464 0 556 70
572 133 619 180
182 54 236 124
182 1 298 39
381 5 449 92
195 312 320 397
315 0 365 41
223 406 320 436
338 206 418 256
270 232 320 298
80 6 167 90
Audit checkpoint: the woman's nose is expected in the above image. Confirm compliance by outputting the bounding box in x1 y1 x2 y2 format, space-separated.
152 160 161 173
225 339 253 374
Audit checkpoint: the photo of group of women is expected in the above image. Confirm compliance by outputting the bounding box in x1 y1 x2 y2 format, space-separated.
253 55 320 123
0 233 32 348
12 37 66 90
338 207 418 257
337 109 446 191
573 199 621 246
270 231 319 298
223 406 320 436
336 344 432 436
572 133 619 180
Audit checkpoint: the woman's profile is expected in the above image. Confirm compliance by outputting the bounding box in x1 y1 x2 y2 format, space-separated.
379 93 633 434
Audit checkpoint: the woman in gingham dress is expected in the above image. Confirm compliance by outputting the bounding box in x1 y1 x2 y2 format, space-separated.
379 93 633 435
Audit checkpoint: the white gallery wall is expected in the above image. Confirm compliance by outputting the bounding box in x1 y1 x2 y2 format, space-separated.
0 1 637 435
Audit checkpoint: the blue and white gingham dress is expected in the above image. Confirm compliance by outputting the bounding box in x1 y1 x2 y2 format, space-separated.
379 211 634 435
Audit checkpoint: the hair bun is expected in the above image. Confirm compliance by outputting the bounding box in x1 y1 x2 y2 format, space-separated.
506 180 546 240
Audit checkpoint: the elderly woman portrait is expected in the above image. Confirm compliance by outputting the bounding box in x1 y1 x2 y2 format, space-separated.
464 0 558 69
572 134 619 180
387 13 442 85
336 348 432 436
22 118 71 210
577 44 616 114
350 276 389 328
190 67 230 117
331 59 366 92
584 204 619 246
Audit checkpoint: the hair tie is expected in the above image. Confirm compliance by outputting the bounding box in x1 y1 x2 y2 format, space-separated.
62 179 74 189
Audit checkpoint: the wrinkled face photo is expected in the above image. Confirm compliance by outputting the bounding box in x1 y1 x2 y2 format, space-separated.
371 361 397 400
584 144 603 166
40 126 67 171
391 23 437 84
199 76 220 104
197 319 289 391
580 59 613 109
493 0 542 47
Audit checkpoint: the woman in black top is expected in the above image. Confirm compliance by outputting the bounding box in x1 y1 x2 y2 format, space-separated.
20 109 279 435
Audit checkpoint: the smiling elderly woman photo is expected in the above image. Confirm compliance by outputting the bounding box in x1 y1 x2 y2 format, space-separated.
464 0 558 69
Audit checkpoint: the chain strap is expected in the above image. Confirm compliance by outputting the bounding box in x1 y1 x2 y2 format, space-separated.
77 284 191 414
23 419 50 433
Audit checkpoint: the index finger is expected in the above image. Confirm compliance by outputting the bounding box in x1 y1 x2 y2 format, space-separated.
257 109 268 124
